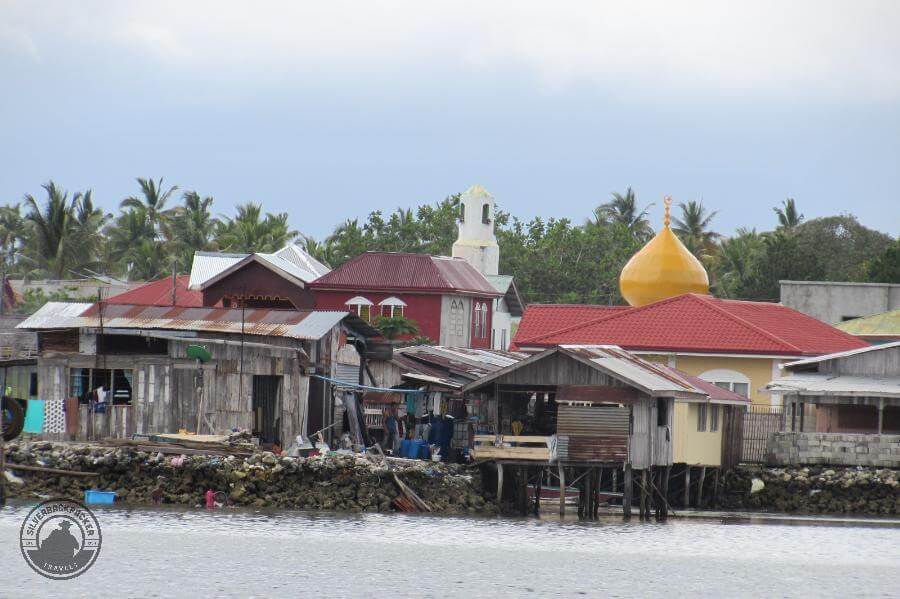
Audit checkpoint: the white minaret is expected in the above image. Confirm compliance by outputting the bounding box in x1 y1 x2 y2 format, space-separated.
452 184 499 276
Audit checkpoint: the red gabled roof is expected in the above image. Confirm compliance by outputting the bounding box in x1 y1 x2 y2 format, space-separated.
104 275 203 307
310 252 501 296
513 293 869 357
512 304 628 348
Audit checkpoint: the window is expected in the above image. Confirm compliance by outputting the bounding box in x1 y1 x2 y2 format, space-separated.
697 403 707 432
449 299 465 336
345 296 374 321
378 297 407 319
473 303 482 338
69 368 133 405
501 329 507 350
710 404 719 432
480 302 488 338
482 203 491 224
29 372 38 397
657 398 668 426
701 369 751 399
459 203 465 222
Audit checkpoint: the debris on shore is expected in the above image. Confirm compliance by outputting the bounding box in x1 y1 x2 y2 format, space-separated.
3 441 496 515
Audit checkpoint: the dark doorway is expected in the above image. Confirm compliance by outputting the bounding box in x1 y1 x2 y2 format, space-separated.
307 376 326 438
252 375 281 445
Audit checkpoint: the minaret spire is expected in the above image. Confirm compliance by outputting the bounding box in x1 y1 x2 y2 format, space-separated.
664 196 672 228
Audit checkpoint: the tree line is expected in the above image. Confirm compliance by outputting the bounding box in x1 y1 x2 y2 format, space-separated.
1 179 897 310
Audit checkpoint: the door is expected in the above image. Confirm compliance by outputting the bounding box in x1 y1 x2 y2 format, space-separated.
252 375 282 445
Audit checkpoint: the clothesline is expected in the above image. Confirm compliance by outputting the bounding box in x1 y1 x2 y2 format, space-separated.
311 374 427 394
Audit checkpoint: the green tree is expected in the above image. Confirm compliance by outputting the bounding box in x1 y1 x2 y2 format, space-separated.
774 198 803 229
373 315 420 340
170 191 219 271
120 177 178 238
215 202 298 253
592 187 654 241
22 182 103 279
0 204 25 275
865 238 900 283
709 228 765 299
672 200 719 258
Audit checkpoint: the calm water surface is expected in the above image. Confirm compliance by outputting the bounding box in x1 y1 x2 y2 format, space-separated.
0 501 897 598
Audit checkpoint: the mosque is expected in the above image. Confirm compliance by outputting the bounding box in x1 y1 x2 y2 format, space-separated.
512 198 868 467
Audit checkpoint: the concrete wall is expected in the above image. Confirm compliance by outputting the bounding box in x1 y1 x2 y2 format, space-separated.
780 280 900 324
767 432 900 467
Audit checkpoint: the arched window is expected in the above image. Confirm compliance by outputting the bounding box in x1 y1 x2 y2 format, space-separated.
378 296 407 318
473 303 481 338
459 203 465 222
480 302 488 338
345 296 374 321
698 369 751 398
481 203 490 224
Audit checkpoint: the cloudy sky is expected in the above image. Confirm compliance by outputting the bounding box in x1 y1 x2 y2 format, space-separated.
2 1 898 238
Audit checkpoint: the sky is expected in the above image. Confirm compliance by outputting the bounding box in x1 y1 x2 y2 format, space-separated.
1 1 899 239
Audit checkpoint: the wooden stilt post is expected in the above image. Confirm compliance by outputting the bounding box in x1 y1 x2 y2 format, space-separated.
577 468 584 520
496 463 504 507
612 468 618 494
695 466 707 508
661 465 671 521
594 467 601 519
533 466 543 515
654 468 661 521
623 464 632 519
683 466 691 508
712 467 720 506
639 469 648 520
558 464 566 518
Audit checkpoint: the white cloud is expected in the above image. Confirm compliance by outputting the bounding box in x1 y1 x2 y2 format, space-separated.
5 0 900 99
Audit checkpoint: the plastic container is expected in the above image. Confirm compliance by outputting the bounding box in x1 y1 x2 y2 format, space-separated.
84 490 117 505
399 439 412 458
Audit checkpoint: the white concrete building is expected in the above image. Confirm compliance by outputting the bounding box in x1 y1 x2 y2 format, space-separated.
452 185 523 349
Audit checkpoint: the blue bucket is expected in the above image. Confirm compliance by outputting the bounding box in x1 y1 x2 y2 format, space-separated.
84 490 117 505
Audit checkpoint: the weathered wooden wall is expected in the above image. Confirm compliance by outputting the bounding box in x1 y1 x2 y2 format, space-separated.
31 332 317 444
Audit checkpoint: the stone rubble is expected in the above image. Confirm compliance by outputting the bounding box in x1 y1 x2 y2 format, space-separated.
718 465 899 515
3 441 497 515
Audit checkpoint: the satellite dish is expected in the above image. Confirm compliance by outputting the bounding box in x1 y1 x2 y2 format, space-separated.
186 345 211 363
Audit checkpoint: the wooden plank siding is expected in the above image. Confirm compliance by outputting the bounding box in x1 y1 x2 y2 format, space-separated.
30 332 325 445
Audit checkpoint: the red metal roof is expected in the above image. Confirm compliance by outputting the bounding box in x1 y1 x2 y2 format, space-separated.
666 368 750 403
513 304 629 346
310 252 500 296
512 294 869 357
104 275 203 307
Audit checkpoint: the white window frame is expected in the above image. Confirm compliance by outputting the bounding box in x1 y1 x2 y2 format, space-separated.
345 296 374 321
697 403 707 432
378 296 407 319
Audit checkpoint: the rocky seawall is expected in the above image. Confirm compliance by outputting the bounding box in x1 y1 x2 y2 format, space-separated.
2 441 495 515
717 465 899 516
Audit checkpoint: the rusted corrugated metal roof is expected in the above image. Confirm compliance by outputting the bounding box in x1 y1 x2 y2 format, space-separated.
18 302 351 341
396 345 527 382
310 252 501 296
461 345 706 399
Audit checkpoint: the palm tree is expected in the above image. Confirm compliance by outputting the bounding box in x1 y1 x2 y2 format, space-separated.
22 182 101 279
108 205 158 280
591 187 654 240
711 228 764 298
0 204 24 273
298 235 334 267
170 191 219 270
672 200 720 257
774 198 803 229
215 202 298 253
120 177 178 238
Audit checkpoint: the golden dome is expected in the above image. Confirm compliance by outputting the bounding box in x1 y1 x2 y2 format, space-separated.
619 197 709 307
